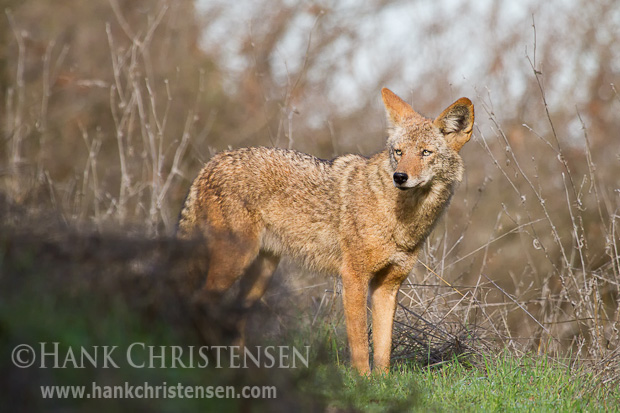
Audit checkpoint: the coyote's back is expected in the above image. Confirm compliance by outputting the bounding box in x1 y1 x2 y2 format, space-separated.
177 88 474 375
178 147 350 274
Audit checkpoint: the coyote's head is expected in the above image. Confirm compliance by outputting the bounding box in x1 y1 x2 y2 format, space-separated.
381 88 474 191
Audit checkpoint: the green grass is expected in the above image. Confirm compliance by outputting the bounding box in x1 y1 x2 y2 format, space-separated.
314 354 620 412
416 354 616 412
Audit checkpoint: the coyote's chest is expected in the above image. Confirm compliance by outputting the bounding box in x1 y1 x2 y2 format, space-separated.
391 185 452 251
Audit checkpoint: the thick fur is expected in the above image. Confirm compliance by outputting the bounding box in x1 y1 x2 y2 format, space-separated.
177 88 474 374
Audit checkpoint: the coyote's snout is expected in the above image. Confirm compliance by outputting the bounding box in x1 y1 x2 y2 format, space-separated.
177 88 474 374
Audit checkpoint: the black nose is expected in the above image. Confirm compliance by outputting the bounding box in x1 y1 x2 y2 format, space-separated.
393 172 408 185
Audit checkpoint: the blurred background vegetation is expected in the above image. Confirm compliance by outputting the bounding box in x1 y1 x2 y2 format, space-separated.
1 0 619 394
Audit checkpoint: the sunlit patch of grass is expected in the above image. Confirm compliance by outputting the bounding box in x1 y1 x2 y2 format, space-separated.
310 353 620 412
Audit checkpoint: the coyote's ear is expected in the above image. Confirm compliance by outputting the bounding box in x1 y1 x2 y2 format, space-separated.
434 98 474 152
381 88 423 125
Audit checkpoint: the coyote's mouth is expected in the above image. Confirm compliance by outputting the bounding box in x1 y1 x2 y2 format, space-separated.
394 177 430 190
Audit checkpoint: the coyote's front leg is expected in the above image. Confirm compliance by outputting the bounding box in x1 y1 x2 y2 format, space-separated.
341 265 371 374
370 265 410 372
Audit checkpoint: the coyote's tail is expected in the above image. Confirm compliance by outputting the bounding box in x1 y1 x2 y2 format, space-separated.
176 185 196 237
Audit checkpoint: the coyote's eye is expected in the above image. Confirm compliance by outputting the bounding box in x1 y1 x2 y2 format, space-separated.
394 149 402 156
422 149 432 157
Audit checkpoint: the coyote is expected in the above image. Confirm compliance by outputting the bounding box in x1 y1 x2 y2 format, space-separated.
177 88 474 374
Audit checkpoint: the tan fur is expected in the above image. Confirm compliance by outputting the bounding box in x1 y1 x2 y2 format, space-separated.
177 88 474 374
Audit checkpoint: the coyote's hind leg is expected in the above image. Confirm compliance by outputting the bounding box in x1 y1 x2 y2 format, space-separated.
238 251 280 309
202 228 261 296
232 251 280 346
